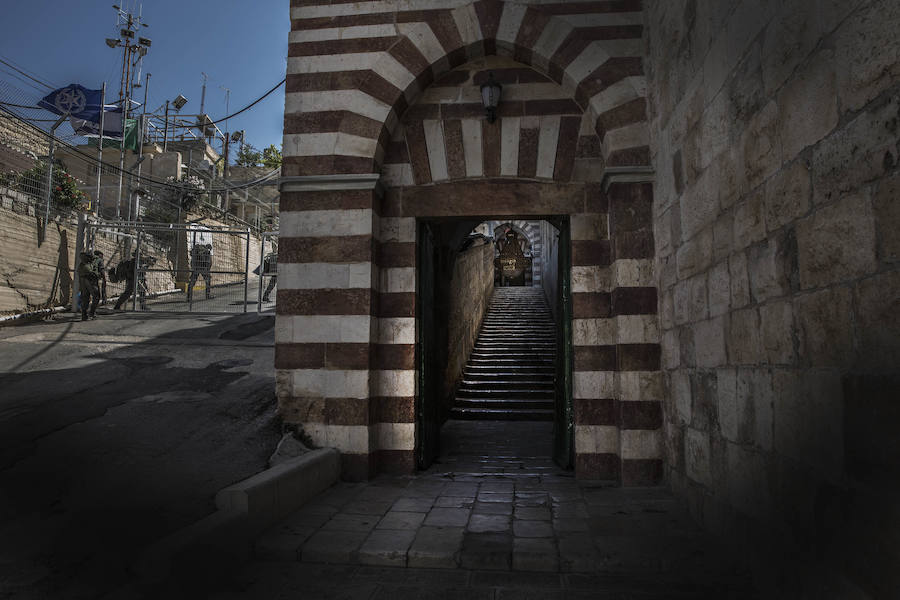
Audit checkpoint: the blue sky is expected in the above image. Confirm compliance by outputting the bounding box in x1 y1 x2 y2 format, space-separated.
0 0 289 159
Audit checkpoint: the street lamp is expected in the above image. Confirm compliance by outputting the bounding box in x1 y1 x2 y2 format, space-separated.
480 72 502 124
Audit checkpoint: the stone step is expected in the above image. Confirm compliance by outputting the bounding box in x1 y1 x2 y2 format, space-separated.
453 397 554 410
457 390 554 401
449 407 554 421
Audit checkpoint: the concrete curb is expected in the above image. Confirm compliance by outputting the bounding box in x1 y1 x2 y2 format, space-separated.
132 447 340 584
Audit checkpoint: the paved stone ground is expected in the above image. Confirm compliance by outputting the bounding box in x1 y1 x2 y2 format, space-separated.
205 422 755 599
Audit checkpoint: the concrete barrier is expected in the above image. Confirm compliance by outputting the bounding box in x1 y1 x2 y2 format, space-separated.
133 447 340 585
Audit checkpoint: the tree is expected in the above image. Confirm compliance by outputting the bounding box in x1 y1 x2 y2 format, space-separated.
261 144 282 169
235 144 262 167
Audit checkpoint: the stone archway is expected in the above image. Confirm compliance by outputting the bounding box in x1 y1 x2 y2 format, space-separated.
276 1 661 485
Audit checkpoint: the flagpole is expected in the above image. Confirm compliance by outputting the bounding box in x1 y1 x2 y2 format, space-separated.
95 82 106 217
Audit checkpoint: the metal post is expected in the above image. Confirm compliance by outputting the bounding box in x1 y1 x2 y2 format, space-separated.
115 103 126 219
72 214 85 315
162 100 169 152
132 231 142 311
243 228 250 313
94 83 106 217
41 115 68 245
257 232 264 312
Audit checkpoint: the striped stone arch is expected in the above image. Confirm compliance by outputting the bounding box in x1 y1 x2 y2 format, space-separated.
283 0 649 178
278 0 661 485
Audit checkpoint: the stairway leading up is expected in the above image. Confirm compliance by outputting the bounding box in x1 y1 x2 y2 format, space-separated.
451 287 556 421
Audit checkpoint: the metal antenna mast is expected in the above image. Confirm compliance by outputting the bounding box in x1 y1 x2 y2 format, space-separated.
106 3 152 218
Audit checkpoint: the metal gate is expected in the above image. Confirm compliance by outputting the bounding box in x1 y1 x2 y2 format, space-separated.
79 220 262 313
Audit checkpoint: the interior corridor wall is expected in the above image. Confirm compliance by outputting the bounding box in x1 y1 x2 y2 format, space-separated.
444 238 494 418
645 0 900 596
540 220 559 321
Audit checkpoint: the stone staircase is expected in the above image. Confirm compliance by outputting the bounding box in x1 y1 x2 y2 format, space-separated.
451 287 556 421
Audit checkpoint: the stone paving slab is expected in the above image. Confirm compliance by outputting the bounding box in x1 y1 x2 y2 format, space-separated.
237 421 754 598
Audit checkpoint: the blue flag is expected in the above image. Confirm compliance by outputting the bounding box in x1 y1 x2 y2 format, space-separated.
38 84 104 120
70 105 125 138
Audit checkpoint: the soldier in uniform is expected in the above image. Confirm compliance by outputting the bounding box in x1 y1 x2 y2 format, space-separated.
187 243 213 302
77 249 105 320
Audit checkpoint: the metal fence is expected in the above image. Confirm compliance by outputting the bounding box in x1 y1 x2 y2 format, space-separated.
80 220 269 313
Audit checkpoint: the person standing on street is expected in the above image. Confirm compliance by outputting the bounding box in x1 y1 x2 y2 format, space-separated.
77 249 104 320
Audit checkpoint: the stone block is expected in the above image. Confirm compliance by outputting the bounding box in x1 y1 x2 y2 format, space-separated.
407 526 464 569
659 290 675 330
673 279 691 325
680 177 719 242
729 251 750 308
707 260 731 317
761 0 822 95
357 529 417 567
742 100 782 190
685 428 712 488
679 325 696 368
753 231 800 307
726 443 772 520
512 538 559 572
688 273 708 322
811 95 900 204
855 269 900 372
778 49 838 160
693 316 727 368
712 209 734 262
733 189 767 250
654 207 673 255
835 0 900 112
759 300 796 365
690 371 717 432
736 368 774 451
773 369 844 479
716 368 739 442
795 287 855 368
765 159 811 232
661 328 680 369
874 172 900 263
796 193 877 290
727 308 762 364
672 370 692 424
676 226 713 280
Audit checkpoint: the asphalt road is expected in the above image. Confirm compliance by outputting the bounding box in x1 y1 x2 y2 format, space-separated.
0 309 280 599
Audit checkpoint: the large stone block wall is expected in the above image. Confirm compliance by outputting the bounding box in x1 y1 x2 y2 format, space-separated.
444 238 494 414
646 0 900 595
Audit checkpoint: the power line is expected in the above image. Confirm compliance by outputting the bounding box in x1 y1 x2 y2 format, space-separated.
196 78 285 126
0 57 54 89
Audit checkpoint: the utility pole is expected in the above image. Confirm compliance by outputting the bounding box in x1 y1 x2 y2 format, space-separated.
221 85 230 211
200 72 208 116
106 4 151 219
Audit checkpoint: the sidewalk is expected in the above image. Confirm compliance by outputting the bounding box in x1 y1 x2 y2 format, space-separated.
205 422 754 599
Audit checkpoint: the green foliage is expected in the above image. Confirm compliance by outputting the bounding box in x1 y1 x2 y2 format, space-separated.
235 144 262 167
164 174 206 212
4 162 87 210
233 143 281 169
261 144 282 169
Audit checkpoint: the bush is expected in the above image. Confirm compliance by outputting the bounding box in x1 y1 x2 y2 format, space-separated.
4 162 87 210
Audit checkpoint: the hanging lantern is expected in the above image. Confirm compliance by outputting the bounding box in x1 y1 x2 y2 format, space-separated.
480 72 502 124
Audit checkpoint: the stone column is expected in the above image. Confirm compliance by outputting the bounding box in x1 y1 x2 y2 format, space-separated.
275 174 381 481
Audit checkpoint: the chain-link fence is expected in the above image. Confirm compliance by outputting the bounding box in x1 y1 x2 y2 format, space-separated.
81 220 261 313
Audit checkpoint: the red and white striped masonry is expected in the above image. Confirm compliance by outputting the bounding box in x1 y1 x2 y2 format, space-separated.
278 0 660 483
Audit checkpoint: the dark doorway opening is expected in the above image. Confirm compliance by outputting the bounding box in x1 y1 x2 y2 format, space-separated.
416 217 573 473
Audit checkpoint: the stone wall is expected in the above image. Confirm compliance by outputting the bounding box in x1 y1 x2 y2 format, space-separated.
0 186 264 315
540 220 559 320
646 0 900 595
443 238 494 415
